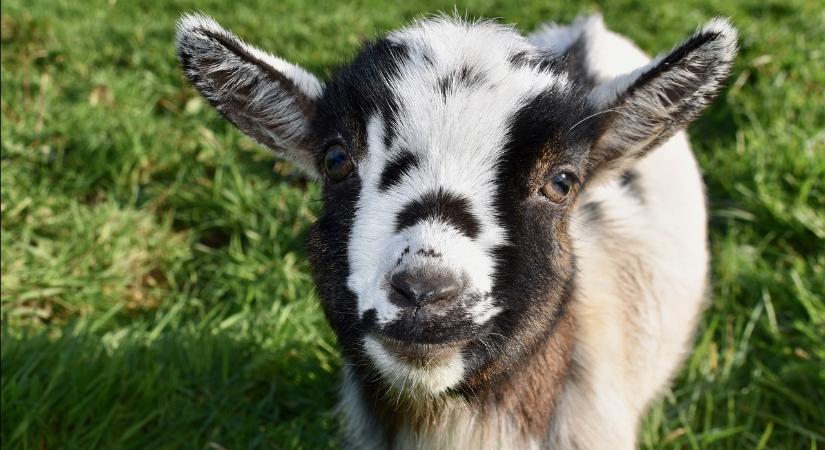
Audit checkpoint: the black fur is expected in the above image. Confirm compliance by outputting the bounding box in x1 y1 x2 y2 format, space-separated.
194 28 315 116
311 38 410 164
395 189 481 239
592 27 735 163
508 48 557 73
177 23 319 166
416 248 442 258
561 36 599 90
180 15 735 445
436 65 488 99
378 150 420 191
305 176 365 358
306 38 413 361
455 83 602 385
507 49 530 67
308 33 612 393
382 307 481 344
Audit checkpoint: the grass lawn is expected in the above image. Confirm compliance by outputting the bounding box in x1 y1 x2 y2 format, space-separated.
1 0 823 448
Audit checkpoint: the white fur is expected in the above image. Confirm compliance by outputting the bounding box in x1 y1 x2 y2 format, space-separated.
346 19 569 317
346 18 574 394
341 363 540 450
530 14 650 81
339 365 387 450
341 15 724 449
541 17 713 449
363 336 466 397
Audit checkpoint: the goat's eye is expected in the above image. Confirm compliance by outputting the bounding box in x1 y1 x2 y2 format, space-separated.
541 171 577 203
323 144 353 181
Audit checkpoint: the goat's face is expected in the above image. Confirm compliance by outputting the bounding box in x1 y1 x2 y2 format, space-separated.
177 15 736 397
306 22 597 395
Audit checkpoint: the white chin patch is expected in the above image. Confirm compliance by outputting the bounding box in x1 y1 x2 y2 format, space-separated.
363 336 465 397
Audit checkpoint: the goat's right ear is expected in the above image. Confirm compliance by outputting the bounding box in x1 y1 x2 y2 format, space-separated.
585 18 737 182
176 14 323 178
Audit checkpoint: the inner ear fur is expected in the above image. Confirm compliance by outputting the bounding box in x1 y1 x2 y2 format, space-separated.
176 13 324 178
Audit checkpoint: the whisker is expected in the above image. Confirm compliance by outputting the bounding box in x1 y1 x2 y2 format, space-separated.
567 107 629 133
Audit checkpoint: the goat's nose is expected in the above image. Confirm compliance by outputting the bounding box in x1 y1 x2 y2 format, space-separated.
390 271 461 308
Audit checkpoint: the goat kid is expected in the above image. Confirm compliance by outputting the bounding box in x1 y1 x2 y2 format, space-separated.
177 13 737 449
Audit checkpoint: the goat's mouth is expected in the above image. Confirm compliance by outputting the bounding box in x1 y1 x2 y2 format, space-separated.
372 334 470 368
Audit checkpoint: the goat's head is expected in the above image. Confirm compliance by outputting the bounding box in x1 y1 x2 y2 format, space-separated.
177 14 735 398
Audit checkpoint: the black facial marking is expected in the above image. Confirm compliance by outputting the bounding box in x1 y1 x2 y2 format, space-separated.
382 303 479 344
305 176 364 359
395 189 481 239
458 65 486 86
620 169 645 203
452 83 601 387
420 50 435 67
361 308 378 331
436 75 451 98
302 20 629 406
383 103 403 150
305 39 414 365
497 87 599 200
394 246 411 267
312 38 410 163
378 150 420 192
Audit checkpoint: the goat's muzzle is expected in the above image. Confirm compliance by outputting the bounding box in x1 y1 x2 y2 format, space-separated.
375 267 489 346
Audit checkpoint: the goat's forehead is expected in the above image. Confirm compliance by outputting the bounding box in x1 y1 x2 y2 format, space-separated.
318 18 577 164
385 18 569 95
387 17 531 69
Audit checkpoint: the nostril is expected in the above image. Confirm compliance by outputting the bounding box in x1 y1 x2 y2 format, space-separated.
390 271 462 307
391 272 417 302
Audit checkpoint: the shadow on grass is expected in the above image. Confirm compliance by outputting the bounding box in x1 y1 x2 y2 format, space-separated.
1 322 341 450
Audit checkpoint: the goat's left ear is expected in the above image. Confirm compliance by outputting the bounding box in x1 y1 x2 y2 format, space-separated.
587 18 737 177
176 14 323 178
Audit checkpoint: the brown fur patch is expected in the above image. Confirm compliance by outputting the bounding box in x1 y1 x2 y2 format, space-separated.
357 306 576 444
493 311 575 437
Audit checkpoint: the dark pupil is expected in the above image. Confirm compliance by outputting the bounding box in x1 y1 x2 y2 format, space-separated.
324 145 351 180
554 173 572 193
326 149 345 170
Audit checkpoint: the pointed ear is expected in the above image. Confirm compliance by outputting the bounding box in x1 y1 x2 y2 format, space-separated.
176 14 323 178
586 18 737 178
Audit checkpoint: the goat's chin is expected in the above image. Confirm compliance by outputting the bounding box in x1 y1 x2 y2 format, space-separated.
363 335 466 399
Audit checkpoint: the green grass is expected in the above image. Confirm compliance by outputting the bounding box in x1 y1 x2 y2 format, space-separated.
1 0 823 448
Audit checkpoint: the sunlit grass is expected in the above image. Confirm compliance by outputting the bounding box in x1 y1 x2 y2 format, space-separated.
2 0 823 448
